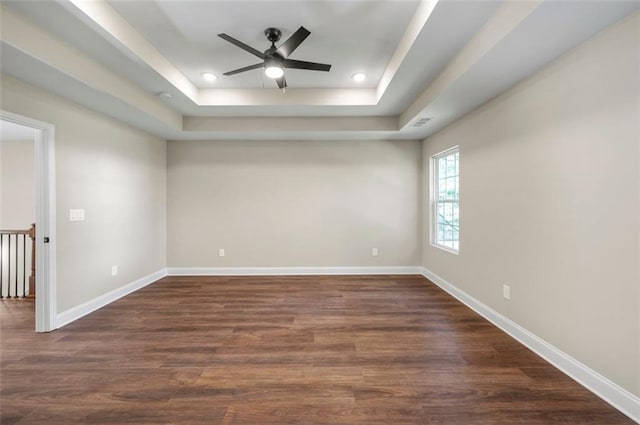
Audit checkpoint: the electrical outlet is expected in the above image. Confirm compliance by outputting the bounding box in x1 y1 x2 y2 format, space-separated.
372 248 378 257
503 284 511 300
111 265 118 276
219 249 225 257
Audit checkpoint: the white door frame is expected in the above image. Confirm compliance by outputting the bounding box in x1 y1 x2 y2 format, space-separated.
1 110 57 332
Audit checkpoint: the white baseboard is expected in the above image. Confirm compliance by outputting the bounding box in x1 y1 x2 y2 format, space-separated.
56 268 168 328
55 266 420 328
166 266 423 276
421 267 640 423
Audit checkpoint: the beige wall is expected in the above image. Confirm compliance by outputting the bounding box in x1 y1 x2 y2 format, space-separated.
0 75 167 313
422 13 639 396
0 138 35 229
168 139 421 268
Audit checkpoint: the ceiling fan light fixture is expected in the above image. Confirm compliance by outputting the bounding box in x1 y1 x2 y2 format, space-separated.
218 26 331 89
202 72 218 82
265 66 284 79
351 72 367 82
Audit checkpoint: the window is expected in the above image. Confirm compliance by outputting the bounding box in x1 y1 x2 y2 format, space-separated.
431 147 459 253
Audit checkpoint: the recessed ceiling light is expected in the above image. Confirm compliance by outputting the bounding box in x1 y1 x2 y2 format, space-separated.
265 66 284 79
351 72 367 82
202 72 218 82
158 92 172 100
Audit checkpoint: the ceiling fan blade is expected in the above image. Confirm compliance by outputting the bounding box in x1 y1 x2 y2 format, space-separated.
223 63 264 76
275 75 287 89
283 59 331 72
218 33 265 59
275 26 310 58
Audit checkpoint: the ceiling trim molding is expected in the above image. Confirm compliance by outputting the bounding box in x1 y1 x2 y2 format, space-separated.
399 0 543 129
59 0 434 108
197 88 377 106
64 0 199 103
376 0 439 102
183 116 398 133
0 4 182 130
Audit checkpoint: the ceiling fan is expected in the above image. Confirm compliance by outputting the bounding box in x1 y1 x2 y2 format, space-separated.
217 26 331 89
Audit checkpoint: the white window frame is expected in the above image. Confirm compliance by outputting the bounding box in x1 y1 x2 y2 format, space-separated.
430 146 459 254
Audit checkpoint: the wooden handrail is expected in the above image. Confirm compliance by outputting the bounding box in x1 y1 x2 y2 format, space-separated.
0 229 30 234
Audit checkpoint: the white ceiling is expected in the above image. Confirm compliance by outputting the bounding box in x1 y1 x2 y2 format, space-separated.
108 0 420 89
1 0 638 141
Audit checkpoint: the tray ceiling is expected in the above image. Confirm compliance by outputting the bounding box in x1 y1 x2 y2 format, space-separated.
1 0 638 140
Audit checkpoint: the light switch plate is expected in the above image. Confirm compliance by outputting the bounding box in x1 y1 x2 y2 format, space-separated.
69 209 85 221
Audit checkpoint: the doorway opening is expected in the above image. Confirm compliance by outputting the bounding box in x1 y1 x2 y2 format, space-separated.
1 121 35 301
0 111 56 332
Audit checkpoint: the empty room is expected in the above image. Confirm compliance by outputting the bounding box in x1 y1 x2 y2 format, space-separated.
0 0 638 423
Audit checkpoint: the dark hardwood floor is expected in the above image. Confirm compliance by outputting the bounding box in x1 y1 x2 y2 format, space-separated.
0 275 633 424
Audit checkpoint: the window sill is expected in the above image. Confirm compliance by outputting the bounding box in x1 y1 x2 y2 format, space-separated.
431 243 459 255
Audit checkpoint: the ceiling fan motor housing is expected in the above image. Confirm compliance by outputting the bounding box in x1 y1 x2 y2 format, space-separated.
264 27 282 44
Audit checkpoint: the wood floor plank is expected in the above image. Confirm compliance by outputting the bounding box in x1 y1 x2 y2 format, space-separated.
0 275 633 424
